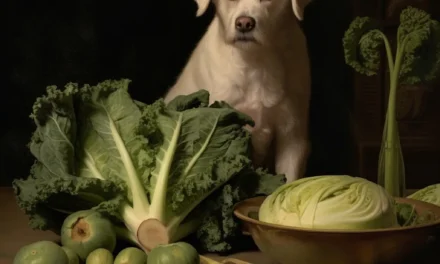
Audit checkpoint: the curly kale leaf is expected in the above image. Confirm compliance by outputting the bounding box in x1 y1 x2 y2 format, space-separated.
343 16 385 76
193 168 286 253
398 7 440 84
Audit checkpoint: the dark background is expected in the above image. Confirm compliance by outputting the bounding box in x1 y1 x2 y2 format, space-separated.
2 0 355 186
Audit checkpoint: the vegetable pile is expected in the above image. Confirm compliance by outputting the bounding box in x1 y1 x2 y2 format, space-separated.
13 236 215 264
342 6 440 197
13 79 285 256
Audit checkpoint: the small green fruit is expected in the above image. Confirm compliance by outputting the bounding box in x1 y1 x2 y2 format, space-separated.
13 240 69 264
114 247 148 264
148 242 199 264
86 248 114 264
61 210 116 260
62 246 80 264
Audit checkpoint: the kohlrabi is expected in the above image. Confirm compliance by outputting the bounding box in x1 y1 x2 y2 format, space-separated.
61 210 116 260
259 175 398 230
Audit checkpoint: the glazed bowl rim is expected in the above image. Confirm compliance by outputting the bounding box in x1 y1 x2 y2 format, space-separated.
233 196 440 234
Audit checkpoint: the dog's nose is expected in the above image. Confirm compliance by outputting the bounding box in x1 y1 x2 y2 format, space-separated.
235 16 256 33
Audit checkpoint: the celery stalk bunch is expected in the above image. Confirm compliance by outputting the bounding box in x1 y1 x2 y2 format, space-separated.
342 6 440 197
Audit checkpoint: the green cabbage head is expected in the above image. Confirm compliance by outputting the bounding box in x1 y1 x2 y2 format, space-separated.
259 175 398 230
408 184 440 207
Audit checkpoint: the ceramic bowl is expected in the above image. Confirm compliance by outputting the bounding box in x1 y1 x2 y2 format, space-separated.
233 196 440 264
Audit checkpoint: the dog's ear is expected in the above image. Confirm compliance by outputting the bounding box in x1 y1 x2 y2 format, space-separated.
194 0 210 17
291 0 311 21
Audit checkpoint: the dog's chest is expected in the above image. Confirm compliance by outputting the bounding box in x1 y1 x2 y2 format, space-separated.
210 69 284 131
211 66 283 103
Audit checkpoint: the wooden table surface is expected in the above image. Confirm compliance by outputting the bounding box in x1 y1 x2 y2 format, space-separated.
0 187 275 264
0 187 424 264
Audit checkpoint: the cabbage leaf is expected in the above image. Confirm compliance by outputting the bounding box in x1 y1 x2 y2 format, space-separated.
13 79 285 252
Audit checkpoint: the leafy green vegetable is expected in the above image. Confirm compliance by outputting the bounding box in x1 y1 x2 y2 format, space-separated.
343 7 440 197
13 79 284 253
395 202 418 226
259 175 398 230
394 201 437 227
408 184 440 206
194 168 285 253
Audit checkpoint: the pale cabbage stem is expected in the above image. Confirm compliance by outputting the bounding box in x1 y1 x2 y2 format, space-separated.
149 113 184 222
107 110 150 215
120 203 143 233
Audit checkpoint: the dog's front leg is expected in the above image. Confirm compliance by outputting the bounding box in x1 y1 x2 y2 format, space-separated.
250 127 273 168
274 126 309 182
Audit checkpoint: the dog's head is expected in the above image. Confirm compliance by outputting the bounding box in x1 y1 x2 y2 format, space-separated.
194 0 311 49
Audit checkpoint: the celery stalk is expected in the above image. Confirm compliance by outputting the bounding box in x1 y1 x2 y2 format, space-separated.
377 37 408 197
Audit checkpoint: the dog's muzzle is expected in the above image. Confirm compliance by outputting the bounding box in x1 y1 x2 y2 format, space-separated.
235 16 256 33
234 16 257 42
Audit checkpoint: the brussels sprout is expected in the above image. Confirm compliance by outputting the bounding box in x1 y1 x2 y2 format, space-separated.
62 246 80 264
114 247 148 264
86 248 114 264
61 210 116 260
13 240 68 264
148 242 199 264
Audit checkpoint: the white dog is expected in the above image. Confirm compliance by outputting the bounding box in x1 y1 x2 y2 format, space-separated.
164 0 312 182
